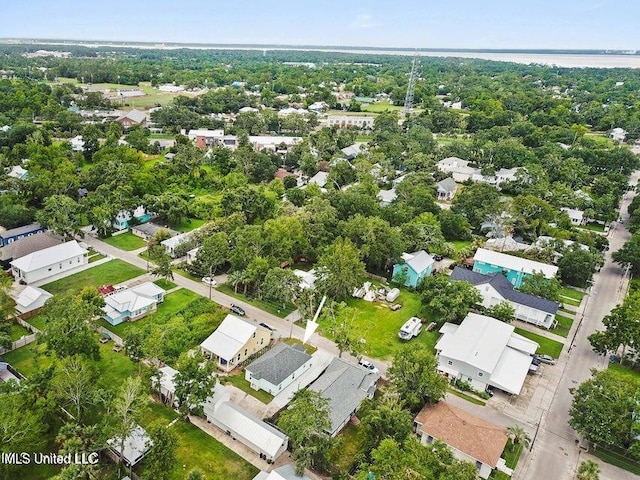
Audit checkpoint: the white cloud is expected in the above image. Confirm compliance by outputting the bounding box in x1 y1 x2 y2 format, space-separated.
350 13 376 29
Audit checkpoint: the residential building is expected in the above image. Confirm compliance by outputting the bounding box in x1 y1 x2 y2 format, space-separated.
327 115 375 130
153 365 179 406
1 231 62 269
14 286 52 318
436 177 458 201
0 362 21 383
186 247 200 265
130 223 177 242
308 171 329 188
484 235 530 252
203 384 288 461
10 240 88 285
161 231 197 258
107 425 152 467
472 248 558 289
0 223 45 248
115 109 148 128
189 128 225 148
414 402 510 479
6 165 28 180
435 313 538 395
200 315 272 372
245 343 313 395
392 250 435 288
437 157 478 183
70 135 85 152
113 206 150 231
341 144 364 160
377 188 397 206
102 282 166 326
450 267 559 328
293 269 318 290
252 464 311 480
473 167 521 187
309 357 379 437
560 207 587 226
609 127 627 142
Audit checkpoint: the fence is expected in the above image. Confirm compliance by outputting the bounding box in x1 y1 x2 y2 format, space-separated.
365 271 389 283
98 326 124 346
0 333 38 355
16 316 39 332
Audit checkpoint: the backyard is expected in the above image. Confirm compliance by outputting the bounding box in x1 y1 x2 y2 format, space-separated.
42 259 145 295
102 231 148 251
492 440 523 480
222 373 274 404
318 289 440 360
549 313 574 338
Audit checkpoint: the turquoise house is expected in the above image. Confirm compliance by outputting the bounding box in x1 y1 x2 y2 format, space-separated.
472 248 558 289
392 250 435 288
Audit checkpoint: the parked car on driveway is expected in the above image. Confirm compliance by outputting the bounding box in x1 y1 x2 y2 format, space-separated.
230 304 246 316
533 354 556 365
201 277 217 286
358 359 379 374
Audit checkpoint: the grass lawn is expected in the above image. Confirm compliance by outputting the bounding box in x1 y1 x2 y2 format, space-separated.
559 287 585 302
217 283 295 318
140 401 180 429
26 312 47 331
154 278 177 290
355 134 373 142
559 306 577 314
450 239 473 251
283 337 317 355
95 340 139 388
492 440 523 480
608 361 640 383
155 420 259 480
88 253 106 263
103 232 148 251
174 218 207 233
42 259 144 295
549 314 574 338
447 388 486 406
329 423 367 475
362 101 403 113
580 222 606 233
99 288 202 336
514 328 564 358
592 445 640 476
9 322 31 341
3 342 54 377
222 373 274 404
319 289 439 360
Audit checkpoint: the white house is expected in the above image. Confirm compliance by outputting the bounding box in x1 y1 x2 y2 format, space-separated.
377 188 397 207
186 247 200 265
450 267 560 329
14 286 52 316
70 135 85 152
7 165 28 180
153 365 179 406
327 115 375 130
102 282 166 326
436 157 478 183
309 358 379 437
161 231 196 258
107 425 153 467
200 315 272 372
473 167 521 187
245 343 313 395
435 313 538 395
609 127 627 142
10 240 88 285
560 207 587 226
308 171 329 188
415 402 510 480
252 464 311 480
203 384 288 461
293 269 318 290
436 177 458 201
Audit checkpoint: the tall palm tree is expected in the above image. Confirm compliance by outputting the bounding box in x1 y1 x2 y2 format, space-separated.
227 270 244 293
507 425 531 452
577 460 600 480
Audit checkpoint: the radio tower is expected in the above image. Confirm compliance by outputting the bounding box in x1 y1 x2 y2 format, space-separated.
403 54 419 118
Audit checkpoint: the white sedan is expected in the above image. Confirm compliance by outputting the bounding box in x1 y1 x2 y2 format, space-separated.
358 359 380 374
201 277 217 286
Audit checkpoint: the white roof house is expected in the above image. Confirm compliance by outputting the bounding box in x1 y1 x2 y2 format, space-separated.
437 157 479 183
308 171 329 188
161 231 196 258
203 384 288 461
293 269 317 290
253 464 311 480
377 188 397 206
107 425 152 467
401 251 434 275
102 282 166 325
152 365 180 406
473 248 558 279
70 135 85 152
560 207 587 225
200 315 271 372
14 286 52 315
436 313 538 395
7 165 28 180
609 127 627 142
10 240 88 285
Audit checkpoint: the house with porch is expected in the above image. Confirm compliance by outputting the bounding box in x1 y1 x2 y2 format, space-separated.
113 206 151 231
10 240 88 285
102 282 166 326
392 250 435 288
450 267 559 329
200 315 272 372
414 401 511 479
436 177 458 201
472 248 558 289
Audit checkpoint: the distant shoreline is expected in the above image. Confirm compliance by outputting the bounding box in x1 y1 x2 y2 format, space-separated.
3 38 640 69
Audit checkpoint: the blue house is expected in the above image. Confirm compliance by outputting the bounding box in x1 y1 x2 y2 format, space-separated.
392 250 435 288
102 282 166 326
0 223 45 248
113 206 151 231
472 248 558 289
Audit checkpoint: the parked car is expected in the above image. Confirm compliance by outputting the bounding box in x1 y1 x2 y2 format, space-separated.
230 304 246 316
531 357 541 366
533 354 556 365
201 277 217 286
528 364 539 374
358 359 379 374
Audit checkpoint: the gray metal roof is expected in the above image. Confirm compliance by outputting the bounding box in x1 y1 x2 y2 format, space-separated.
245 343 311 386
450 267 559 314
437 177 458 193
309 358 378 435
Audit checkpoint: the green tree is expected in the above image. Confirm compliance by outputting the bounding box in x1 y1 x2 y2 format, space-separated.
184 470 205 480
322 301 363 359
35 194 83 241
387 344 447 412
518 272 561 302
53 355 99 423
149 248 174 281
277 389 332 475
577 460 600 480
173 351 216 418
111 377 146 475
261 268 301 308
558 245 599 288
190 232 229 276
451 183 501 230
316 237 366 300
506 425 531 452
419 275 482 325
144 424 178 480
487 301 516 323
613 231 640 275
361 393 413 451
588 292 640 362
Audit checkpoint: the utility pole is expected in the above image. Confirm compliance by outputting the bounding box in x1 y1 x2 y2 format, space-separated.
403 53 419 118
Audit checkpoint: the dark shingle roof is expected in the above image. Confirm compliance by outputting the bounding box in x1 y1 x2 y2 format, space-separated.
450 267 559 314
1 231 61 262
245 343 311 386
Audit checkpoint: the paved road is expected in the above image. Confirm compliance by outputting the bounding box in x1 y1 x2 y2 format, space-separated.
518 170 640 480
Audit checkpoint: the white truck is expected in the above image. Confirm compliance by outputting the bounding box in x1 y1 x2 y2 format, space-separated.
398 317 423 340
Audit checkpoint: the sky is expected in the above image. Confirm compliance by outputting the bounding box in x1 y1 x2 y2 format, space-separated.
2 0 639 50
